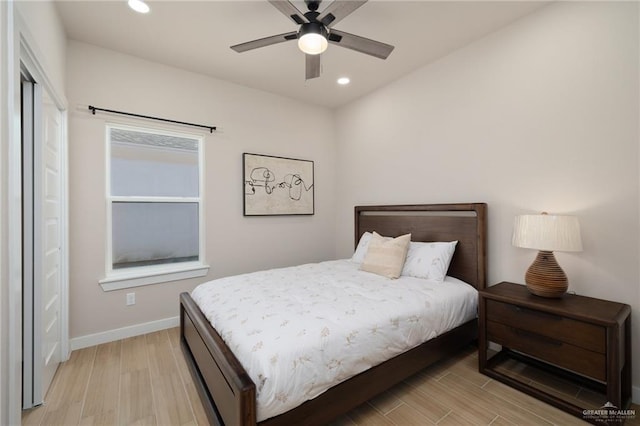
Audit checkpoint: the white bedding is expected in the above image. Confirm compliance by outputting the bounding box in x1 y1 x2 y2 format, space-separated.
191 259 477 422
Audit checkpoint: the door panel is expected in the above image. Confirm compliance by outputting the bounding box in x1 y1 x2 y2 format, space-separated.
37 89 62 399
21 78 36 409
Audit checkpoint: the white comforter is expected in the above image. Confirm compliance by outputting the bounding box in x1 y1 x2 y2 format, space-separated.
191 259 477 422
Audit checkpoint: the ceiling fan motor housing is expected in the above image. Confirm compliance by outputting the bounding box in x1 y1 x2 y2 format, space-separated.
298 22 327 40
305 0 321 12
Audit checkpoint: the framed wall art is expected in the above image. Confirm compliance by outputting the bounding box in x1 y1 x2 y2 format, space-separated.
243 153 314 216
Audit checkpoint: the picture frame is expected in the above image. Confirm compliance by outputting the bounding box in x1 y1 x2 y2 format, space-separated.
243 153 314 216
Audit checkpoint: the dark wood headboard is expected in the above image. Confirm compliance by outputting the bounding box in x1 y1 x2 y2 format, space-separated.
354 203 487 290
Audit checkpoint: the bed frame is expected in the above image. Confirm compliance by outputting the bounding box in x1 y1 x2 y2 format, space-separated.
180 203 487 425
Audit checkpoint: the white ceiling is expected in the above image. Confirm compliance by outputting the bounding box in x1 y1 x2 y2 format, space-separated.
55 0 548 108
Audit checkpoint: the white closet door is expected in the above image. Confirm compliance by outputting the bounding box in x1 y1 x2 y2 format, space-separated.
33 87 63 402
22 79 36 408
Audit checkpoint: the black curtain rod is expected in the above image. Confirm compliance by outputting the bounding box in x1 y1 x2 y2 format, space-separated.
88 105 216 133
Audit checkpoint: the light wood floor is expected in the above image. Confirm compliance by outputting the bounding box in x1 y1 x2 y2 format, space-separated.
23 328 640 425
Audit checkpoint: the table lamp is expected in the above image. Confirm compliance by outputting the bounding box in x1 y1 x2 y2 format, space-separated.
512 213 582 298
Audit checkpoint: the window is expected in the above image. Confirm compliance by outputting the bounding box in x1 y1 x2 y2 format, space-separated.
100 124 208 291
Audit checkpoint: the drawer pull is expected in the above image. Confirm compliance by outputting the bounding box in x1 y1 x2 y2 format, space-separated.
514 328 563 346
511 305 562 322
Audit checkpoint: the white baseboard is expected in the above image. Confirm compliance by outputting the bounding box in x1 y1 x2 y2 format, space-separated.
70 316 179 351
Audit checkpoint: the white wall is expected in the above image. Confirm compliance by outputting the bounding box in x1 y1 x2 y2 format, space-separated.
14 0 66 96
66 41 336 340
335 2 640 392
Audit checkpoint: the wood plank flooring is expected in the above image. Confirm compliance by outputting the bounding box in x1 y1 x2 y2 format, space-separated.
23 328 640 425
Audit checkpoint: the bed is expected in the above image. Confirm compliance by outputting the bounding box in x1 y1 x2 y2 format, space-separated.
180 203 487 425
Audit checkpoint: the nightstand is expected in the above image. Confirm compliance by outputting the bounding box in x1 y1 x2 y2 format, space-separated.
478 282 632 423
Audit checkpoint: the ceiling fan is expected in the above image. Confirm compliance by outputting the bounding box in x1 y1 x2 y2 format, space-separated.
230 0 394 80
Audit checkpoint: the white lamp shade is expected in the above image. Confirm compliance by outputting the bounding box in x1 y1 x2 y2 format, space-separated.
298 33 328 55
512 214 582 252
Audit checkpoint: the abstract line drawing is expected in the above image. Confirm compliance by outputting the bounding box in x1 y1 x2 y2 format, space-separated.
243 153 314 216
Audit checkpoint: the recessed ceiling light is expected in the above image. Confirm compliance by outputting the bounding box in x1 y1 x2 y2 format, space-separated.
128 0 150 14
337 77 350 85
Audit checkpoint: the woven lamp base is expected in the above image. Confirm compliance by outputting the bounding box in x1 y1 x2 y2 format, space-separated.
525 250 568 298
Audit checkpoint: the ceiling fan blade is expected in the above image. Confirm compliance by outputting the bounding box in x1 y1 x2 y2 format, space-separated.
318 1 367 27
231 31 298 53
268 0 307 25
305 54 321 80
328 29 394 59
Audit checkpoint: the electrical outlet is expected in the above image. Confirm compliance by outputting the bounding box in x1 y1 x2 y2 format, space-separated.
126 292 135 306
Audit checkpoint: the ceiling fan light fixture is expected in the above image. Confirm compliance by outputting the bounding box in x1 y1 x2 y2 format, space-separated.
298 23 328 55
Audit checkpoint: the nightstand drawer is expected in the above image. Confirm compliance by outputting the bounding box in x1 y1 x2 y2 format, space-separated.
487 320 606 381
486 300 605 353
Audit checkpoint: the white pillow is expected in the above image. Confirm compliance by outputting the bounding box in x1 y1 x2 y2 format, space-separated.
401 241 458 282
360 232 411 279
351 231 373 263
